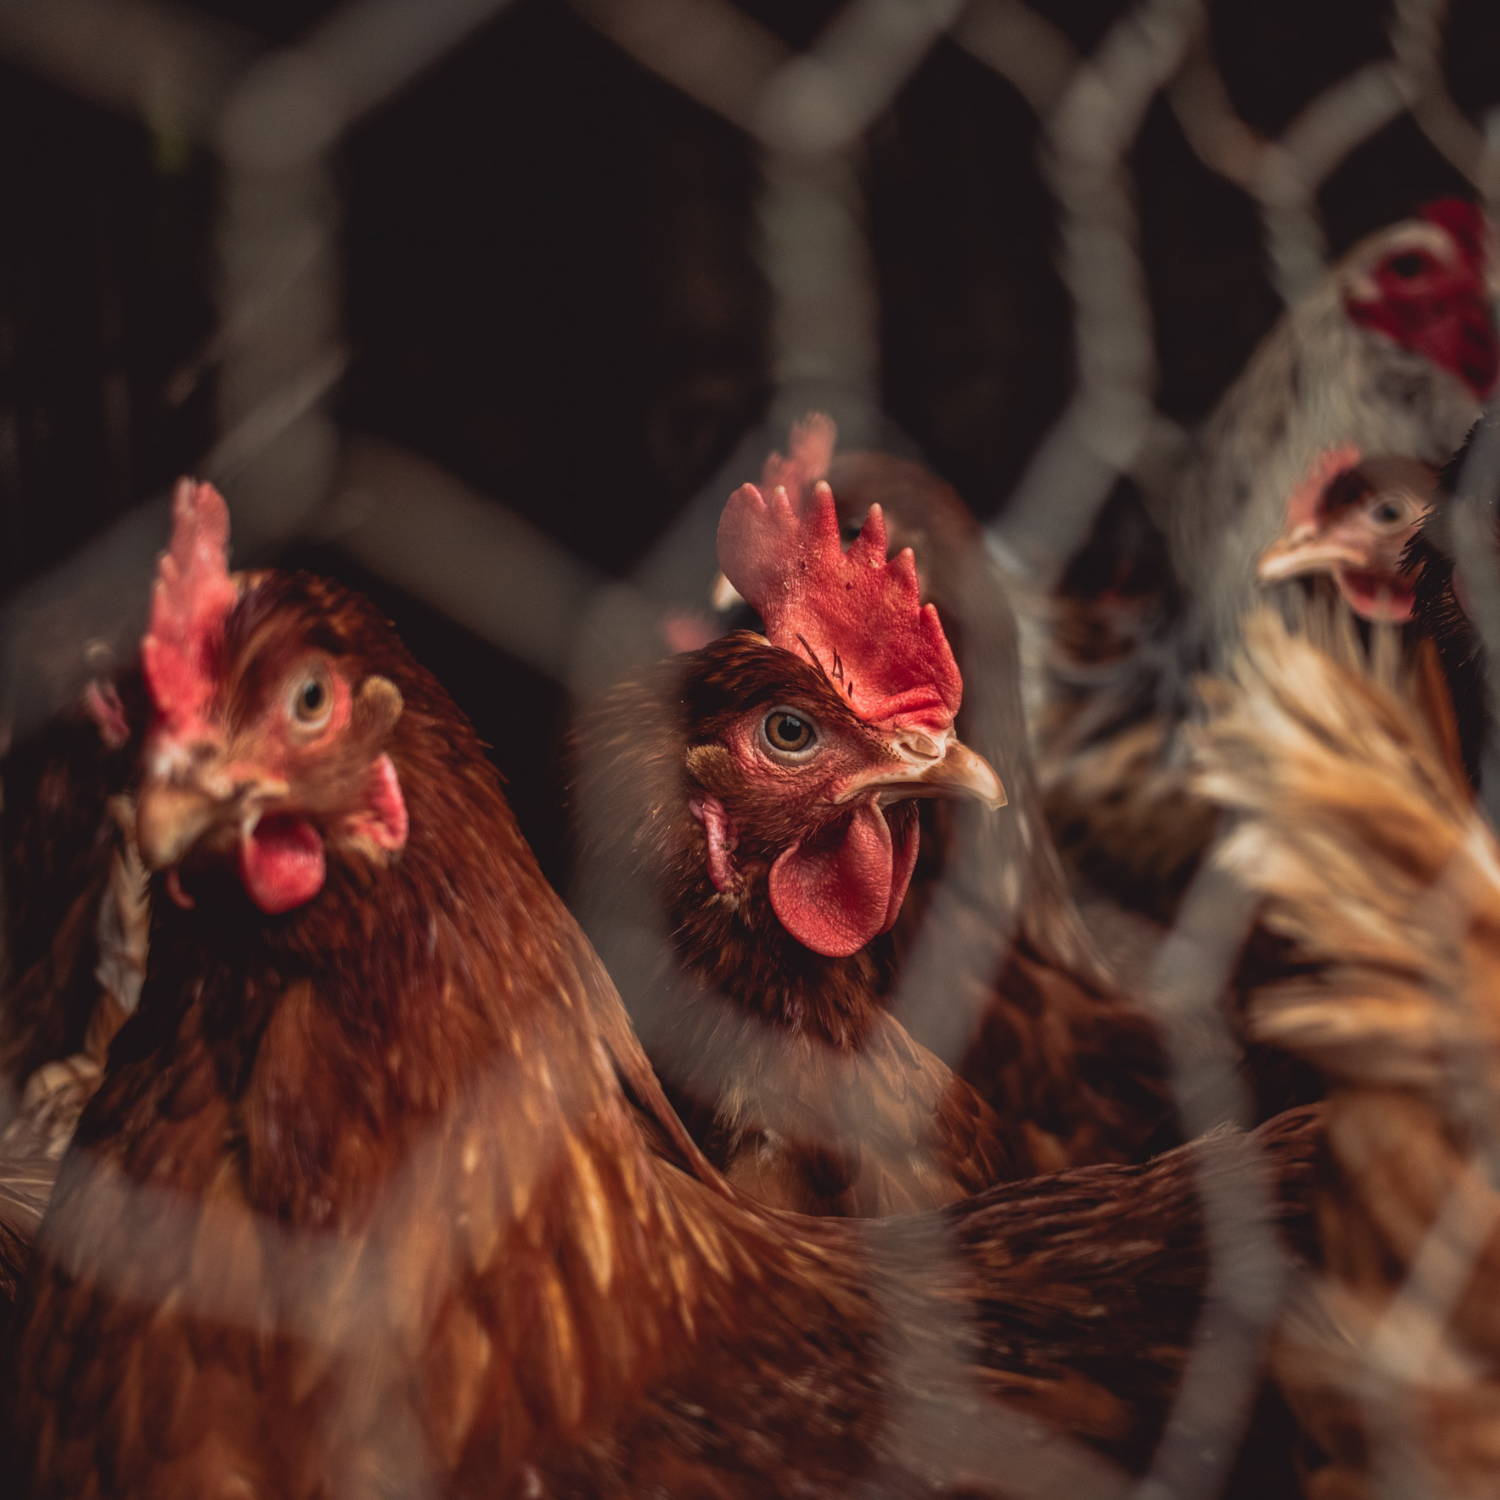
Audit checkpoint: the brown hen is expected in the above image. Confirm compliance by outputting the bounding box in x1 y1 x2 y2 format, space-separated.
694 418 1173 1178
0 479 1324 1497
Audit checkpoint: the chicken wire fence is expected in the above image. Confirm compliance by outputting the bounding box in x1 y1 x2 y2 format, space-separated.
1 0 1499 1494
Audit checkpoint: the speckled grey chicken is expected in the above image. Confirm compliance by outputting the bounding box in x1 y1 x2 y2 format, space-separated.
1042 199 1496 925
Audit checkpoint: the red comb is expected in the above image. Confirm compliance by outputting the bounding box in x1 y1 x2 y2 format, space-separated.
141 479 238 736
1420 198 1487 272
1284 442 1363 534
717 475 962 736
760 411 836 503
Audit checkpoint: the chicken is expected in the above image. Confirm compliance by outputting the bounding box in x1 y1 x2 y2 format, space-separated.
578 476 1021 1215
1041 198 1497 925
696 419 1174 1171
592 427 1173 1213
1193 606 1500 1498
1 478 1326 1496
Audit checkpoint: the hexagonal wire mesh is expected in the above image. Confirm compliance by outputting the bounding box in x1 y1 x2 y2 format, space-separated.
2 0 1499 1493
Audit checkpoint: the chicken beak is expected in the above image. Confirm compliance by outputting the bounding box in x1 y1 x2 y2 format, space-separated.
136 743 288 872
837 732 1006 811
1256 530 1366 585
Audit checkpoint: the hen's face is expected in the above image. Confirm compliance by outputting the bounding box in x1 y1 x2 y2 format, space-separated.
1258 448 1436 623
137 580 409 915
1341 212 1497 399
680 634 1002 958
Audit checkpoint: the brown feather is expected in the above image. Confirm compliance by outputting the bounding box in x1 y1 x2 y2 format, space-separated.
2 570 1323 1496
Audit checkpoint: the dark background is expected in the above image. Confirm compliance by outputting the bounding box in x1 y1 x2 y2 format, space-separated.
2 0 1498 883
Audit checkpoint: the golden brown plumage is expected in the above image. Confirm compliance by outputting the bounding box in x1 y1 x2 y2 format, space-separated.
2 492 1322 1495
1194 607 1500 1497
575 634 1021 1216
575 427 1169 1216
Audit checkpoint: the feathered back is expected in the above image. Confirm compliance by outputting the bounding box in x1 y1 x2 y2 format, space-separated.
1195 607 1486 1093
1193 608 1500 1497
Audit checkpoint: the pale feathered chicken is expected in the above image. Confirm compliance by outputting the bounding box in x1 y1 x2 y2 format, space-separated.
1194 606 1500 1497
1042 199 1496 924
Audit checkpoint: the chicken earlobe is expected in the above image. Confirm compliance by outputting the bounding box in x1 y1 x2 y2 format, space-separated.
767 799 918 957
687 794 740 894
342 753 409 856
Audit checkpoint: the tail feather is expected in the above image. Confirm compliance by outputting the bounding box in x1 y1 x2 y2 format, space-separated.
1194 608 1500 1105
1193 607 1500 1498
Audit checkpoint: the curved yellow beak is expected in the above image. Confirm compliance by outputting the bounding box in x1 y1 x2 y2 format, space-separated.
836 732 1006 811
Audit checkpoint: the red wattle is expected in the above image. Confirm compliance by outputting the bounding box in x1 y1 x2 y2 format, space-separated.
1335 569 1416 623
240 814 326 914
881 813 920 935
768 801 916 958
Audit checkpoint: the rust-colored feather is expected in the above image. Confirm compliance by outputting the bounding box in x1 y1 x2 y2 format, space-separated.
2 566 1321 1496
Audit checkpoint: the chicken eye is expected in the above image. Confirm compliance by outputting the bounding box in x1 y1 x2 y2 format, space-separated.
1367 496 1408 528
290 670 333 729
1387 251 1428 280
762 710 815 756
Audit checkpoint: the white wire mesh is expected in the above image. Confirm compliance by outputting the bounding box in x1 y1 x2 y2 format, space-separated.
1 0 1499 1495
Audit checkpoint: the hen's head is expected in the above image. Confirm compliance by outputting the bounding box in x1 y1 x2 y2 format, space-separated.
680 462 1002 959
136 480 409 915
1257 443 1437 622
1341 198 1497 400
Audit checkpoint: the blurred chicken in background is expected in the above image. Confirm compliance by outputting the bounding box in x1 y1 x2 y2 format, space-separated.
1040 199 1496 928
1195 605 1500 1497
1256 447 1437 623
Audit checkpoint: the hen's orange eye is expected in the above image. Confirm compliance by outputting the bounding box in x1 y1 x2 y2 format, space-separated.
763 710 815 755
291 670 333 728
1388 252 1428 279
